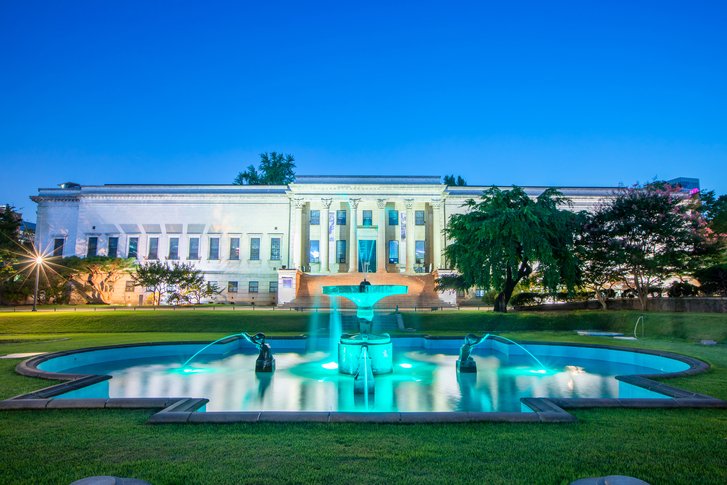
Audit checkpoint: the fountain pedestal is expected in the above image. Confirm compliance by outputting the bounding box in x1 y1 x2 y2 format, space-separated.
338 334 393 375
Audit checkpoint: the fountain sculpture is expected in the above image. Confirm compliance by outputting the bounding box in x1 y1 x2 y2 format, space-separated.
241 332 275 372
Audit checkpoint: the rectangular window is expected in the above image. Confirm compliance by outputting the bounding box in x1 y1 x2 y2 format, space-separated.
228 281 238 293
388 240 399 263
108 237 119 258
125 281 135 292
53 238 64 257
188 237 200 260
249 281 259 293
336 210 347 225
415 210 426 225
336 240 347 263
148 238 159 260
229 237 240 260
128 237 139 258
87 237 98 257
250 237 261 260
269 281 278 293
168 237 179 260
282 277 292 288
415 240 425 264
388 210 399 225
475 288 486 298
310 210 320 225
208 237 220 260
270 237 281 260
362 210 372 226
309 240 320 263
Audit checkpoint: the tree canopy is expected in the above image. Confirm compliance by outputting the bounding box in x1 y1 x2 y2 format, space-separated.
443 175 467 186
233 152 296 185
439 186 582 312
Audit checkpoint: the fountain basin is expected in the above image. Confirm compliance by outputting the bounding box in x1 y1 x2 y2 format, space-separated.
338 334 393 375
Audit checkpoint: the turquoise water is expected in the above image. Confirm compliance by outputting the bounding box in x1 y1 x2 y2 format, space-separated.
42 339 686 412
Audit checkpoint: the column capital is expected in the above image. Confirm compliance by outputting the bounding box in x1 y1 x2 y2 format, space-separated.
321 198 333 209
404 198 415 210
293 198 305 209
348 198 361 209
376 198 387 209
431 198 442 209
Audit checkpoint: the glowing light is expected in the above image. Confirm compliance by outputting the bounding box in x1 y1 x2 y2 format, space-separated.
35 256 44 265
322 361 338 370
399 363 412 369
529 369 547 374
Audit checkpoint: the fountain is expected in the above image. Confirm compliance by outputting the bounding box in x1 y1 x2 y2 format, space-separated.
457 333 548 374
322 277 407 393
182 332 275 372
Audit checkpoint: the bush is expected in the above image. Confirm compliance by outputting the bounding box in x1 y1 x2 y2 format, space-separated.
694 264 727 296
667 281 699 298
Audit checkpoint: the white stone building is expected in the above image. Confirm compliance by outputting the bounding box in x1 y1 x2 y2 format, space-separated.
32 175 693 306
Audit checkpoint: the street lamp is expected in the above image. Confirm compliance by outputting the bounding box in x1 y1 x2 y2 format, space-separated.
32 255 44 312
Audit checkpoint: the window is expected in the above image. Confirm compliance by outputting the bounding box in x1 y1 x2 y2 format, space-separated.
362 210 372 226
475 288 486 298
148 238 159 260
168 238 179 260
188 237 200 260
53 238 64 257
415 210 426 225
229 237 240 260
336 240 347 263
128 237 139 258
125 281 135 292
415 240 425 264
250 237 260 260
228 281 238 293
108 237 119 258
388 240 399 263
282 277 292 289
309 240 320 263
388 210 399 225
270 237 281 260
87 237 98 257
249 281 259 293
310 210 320 225
269 281 278 293
336 210 347 225
209 237 220 260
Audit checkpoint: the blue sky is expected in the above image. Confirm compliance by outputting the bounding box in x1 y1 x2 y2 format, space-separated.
1 1 725 221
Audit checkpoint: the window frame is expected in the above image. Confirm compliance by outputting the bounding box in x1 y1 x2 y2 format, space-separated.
336 210 347 226
270 237 281 261
336 240 347 263
249 237 261 261
229 237 240 260
108 237 119 258
188 237 200 260
208 237 220 260
248 281 259 293
309 210 320 225
168 237 179 260
128 237 139 259
147 237 159 260
388 210 399 226
388 240 399 264
87 237 98 258
228 281 238 293
415 210 426 226
309 240 320 263
53 238 64 257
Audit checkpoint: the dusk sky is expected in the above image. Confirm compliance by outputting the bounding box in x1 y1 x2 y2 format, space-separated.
1 1 725 221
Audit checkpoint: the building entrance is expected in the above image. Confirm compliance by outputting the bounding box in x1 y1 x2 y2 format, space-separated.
358 240 376 273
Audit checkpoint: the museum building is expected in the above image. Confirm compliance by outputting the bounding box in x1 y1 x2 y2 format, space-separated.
31 175 697 307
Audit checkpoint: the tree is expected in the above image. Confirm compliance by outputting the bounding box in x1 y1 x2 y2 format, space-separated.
698 190 727 235
132 261 170 306
694 264 727 296
443 175 467 186
577 212 615 309
233 152 296 185
594 184 708 310
439 186 582 312
65 257 135 304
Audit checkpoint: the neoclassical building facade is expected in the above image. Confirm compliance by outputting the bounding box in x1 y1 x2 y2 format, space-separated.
31 175 657 306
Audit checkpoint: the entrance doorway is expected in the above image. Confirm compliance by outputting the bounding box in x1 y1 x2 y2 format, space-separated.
358 240 376 273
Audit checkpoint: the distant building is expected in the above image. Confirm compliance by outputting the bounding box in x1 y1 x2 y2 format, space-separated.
31 175 697 306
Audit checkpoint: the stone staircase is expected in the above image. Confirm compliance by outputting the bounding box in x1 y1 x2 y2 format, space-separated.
280 272 451 309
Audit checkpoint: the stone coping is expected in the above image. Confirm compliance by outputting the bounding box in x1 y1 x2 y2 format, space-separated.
3 336 725 424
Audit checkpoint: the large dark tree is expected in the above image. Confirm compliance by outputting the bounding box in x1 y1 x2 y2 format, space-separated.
577 211 620 309
233 152 296 185
65 256 136 304
439 186 582 312
593 184 709 310
443 174 467 186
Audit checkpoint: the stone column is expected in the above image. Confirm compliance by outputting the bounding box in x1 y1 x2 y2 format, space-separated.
376 199 387 273
405 199 415 274
292 198 304 270
320 198 332 273
431 198 443 271
348 198 360 272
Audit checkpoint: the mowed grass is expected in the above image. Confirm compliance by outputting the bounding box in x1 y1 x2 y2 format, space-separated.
0 309 726 484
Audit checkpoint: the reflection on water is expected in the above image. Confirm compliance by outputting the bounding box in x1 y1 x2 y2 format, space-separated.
59 349 671 412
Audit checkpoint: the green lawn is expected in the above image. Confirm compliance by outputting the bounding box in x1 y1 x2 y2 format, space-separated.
1 310 726 484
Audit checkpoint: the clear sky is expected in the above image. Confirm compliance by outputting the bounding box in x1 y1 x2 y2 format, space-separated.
1 1 725 221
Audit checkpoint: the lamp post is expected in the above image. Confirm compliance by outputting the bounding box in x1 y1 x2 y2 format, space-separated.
32 255 43 312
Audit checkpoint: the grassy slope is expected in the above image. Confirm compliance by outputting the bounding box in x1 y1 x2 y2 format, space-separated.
0 310 726 484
